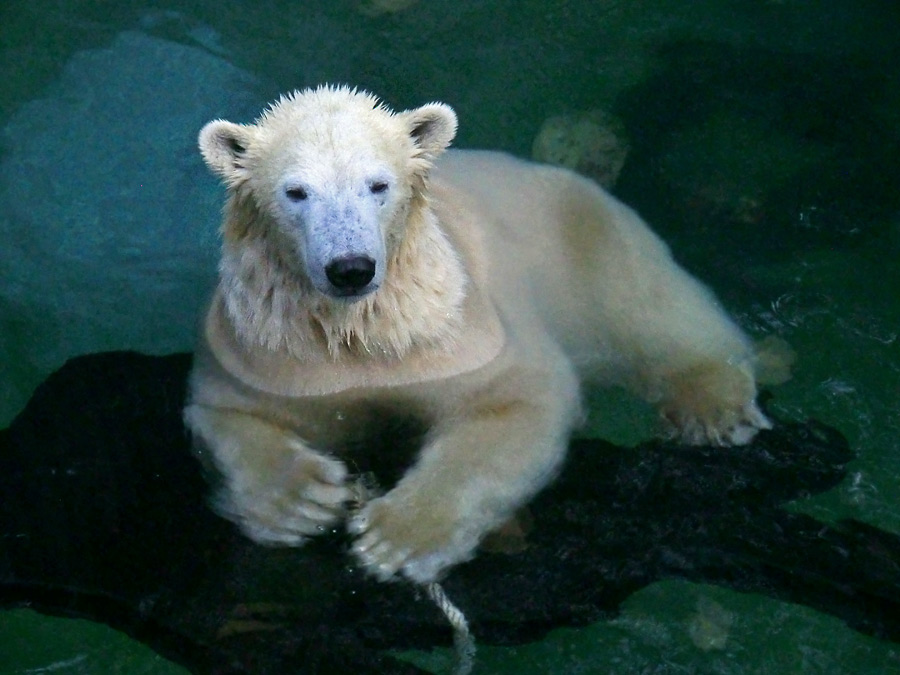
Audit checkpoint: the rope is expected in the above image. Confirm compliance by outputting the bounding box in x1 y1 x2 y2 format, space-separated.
426 582 476 675
350 475 476 673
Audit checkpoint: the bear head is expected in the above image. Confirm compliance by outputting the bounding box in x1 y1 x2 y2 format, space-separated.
198 85 457 300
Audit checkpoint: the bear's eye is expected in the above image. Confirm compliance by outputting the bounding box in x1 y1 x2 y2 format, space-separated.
369 181 389 195
285 186 308 201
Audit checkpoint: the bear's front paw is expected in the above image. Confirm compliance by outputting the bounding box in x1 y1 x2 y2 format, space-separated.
220 444 352 546
348 489 480 584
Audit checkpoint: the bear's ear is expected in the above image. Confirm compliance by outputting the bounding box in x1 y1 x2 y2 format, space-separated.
198 120 255 184
401 103 458 166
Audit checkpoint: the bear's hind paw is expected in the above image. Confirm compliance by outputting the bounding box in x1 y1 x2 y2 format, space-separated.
665 399 772 447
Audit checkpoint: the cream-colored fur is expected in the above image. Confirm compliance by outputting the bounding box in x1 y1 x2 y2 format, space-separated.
185 85 771 583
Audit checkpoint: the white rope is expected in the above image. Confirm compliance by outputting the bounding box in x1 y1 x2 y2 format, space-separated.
350 475 476 674
426 581 476 675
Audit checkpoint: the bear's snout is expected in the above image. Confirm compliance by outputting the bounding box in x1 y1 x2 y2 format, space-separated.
325 255 377 296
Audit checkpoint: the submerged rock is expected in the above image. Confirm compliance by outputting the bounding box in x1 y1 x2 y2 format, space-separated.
2 351 899 673
532 109 629 188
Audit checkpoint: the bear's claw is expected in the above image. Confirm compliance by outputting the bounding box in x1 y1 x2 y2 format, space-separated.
348 493 478 584
665 399 772 447
221 451 353 546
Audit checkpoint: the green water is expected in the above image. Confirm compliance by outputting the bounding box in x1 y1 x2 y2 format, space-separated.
1 0 899 672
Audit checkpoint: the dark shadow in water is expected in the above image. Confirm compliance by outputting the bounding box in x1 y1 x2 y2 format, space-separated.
2 352 900 673
614 40 900 276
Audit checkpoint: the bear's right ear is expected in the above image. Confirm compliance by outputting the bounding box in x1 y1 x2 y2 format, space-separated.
198 120 254 184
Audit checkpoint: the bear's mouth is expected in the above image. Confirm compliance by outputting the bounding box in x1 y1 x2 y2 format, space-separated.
329 286 377 300
321 280 381 302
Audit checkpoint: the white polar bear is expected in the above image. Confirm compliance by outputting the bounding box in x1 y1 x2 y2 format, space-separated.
184 85 771 583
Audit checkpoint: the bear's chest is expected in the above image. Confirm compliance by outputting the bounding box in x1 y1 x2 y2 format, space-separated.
284 394 430 488
204 281 506 399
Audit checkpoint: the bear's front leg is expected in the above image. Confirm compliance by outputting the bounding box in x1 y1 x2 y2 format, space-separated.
185 404 352 545
348 359 580 583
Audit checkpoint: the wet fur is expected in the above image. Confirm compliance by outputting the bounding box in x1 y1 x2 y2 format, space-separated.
185 85 773 583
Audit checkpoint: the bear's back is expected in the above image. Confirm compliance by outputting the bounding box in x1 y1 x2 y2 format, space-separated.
432 149 662 369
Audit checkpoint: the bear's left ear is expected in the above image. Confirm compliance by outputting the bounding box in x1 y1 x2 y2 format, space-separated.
198 120 255 185
400 103 458 167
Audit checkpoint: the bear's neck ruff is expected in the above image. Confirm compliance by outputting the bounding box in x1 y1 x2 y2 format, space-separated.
218 192 468 362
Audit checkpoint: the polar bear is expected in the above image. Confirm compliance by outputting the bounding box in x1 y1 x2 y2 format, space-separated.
184 85 771 584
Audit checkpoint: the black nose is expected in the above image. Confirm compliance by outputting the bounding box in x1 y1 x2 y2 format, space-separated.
325 256 376 292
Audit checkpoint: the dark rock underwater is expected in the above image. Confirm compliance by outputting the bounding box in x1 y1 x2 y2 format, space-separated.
2 351 899 674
